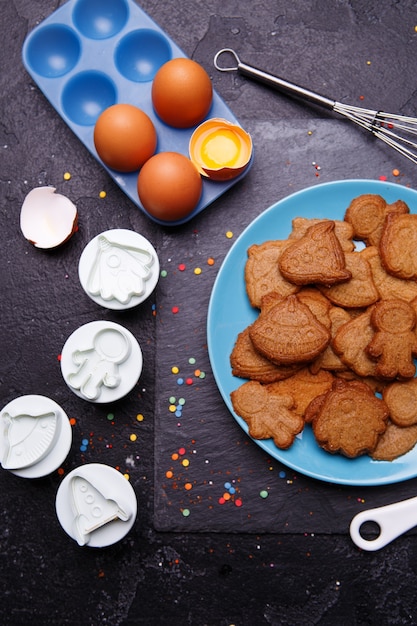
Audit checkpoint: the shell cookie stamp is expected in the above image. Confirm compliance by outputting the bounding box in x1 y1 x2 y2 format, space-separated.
0 395 72 478
78 229 159 309
60 321 143 403
55 463 137 547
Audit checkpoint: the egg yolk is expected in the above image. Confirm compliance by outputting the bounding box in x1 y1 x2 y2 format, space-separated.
200 130 242 169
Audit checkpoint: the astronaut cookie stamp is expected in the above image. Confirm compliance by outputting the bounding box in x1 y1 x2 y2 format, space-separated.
60 321 143 403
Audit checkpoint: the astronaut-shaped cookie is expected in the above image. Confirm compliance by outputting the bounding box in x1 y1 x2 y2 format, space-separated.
367 299 417 379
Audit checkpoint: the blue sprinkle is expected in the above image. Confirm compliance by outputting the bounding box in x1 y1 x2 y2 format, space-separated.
229 487 236 495
82 438 89 446
177 378 184 385
224 481 232 489
80 445 87 452
279 470 286 479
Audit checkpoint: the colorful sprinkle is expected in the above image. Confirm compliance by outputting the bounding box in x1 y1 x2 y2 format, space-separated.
107 412 114 421
260 490 269 499
136 413 144 422
392 168 400 177
226 231 233 239
171 366 179 374
160 270 168 277
172 306 179 314
182 508 190 517
207 257 215 266
129 434 137 442
194 267 202 275
63 172 71 180
178 263 186 271
99 190 106 198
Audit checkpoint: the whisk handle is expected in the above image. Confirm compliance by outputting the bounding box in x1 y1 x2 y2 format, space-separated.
237 61 335 110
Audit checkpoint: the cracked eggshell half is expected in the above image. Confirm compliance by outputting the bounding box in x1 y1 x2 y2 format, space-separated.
189 118 252 181
20 186 78 249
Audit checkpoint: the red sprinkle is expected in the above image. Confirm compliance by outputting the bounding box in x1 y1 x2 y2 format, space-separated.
178 264 186 271
172 306 179 314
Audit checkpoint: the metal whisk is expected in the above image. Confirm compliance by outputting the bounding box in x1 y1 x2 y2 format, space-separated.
214 48 417 165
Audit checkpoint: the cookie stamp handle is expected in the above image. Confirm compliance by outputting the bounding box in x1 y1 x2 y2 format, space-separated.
350 495 417 551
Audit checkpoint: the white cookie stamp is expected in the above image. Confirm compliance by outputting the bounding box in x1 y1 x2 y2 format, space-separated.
56 463 137 547
78 229 159 309
60 321 142 403
0 395 72 478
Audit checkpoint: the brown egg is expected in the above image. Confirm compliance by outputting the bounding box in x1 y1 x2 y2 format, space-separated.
151 58 213 128
137 152 202 222
94 104 157 172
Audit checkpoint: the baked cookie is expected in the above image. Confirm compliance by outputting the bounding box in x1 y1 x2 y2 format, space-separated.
230 325 302 383
317 249 379 308
332 305 378 378
305 378 389 457
367 299 417 379
371 420 417 461
289 217 355 253
297 287 332 329
379 213 417 280
267 367 335 417
245 240 299 308
383 378 417 427
278 221 352 286
230 380 304 449
310 306 352 373
361 246 417 302
249 293 331 365
344 194 409 247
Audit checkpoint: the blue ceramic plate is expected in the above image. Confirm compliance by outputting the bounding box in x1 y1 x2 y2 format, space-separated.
207 179 417 485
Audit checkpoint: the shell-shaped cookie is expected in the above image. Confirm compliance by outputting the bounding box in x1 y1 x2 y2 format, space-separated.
278 221 351 286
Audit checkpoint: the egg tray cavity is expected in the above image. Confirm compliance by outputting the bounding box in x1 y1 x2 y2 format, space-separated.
22 0 251 226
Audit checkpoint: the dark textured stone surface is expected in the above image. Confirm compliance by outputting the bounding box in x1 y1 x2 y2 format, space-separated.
2 1 417 624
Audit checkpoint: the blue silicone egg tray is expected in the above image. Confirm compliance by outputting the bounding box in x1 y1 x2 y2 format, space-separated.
22 0 252 226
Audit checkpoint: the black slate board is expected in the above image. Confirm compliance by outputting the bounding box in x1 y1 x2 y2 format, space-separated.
153 119 417 533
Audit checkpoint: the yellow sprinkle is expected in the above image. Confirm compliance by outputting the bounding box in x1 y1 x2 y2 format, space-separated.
392 168 400 177
226 231 233 239
415 25 417 32
194 267 202 275
171 366 179 374
182 458 190 467
129 433 137 442
366 60 371 65
99 190 106 198
136 413 144 422
169 404 176 413
63 172 71 180
123 473 130 480
307 130 313 136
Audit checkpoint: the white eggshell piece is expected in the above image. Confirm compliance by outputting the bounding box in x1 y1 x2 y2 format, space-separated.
20 186 78 249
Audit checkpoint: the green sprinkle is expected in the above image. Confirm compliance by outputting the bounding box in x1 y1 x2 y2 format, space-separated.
260 490 269 499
